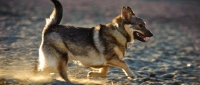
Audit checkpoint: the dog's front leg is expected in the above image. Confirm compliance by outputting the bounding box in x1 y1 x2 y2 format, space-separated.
87 66 110 78
108 57 136 79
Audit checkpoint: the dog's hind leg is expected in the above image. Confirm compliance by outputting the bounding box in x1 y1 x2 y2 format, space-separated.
57 53 70 82
87 66 110 78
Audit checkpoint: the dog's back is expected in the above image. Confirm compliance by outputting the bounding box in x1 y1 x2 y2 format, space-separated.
51 26 102 58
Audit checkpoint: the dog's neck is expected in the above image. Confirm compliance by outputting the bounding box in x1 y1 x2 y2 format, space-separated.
112 23 131 42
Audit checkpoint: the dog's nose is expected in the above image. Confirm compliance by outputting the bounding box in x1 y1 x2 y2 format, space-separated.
147 30 153 37
149 32 153 37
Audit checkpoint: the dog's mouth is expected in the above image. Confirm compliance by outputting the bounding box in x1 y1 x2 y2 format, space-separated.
134 32 149 42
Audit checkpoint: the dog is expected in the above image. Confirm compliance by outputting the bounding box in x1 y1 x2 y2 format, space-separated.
35 0 153 82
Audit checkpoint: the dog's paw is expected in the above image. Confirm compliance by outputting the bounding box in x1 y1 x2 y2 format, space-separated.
127 75 137 80
87 72 91 78
87 71 106 78
127 76 135 79
87 71 98 78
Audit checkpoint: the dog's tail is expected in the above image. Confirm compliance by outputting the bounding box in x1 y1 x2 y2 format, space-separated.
45 0 63 27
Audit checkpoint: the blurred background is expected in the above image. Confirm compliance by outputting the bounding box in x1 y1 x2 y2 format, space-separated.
0 0 200 84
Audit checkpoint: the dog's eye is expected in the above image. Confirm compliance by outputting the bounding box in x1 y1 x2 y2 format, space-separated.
139 24 143 28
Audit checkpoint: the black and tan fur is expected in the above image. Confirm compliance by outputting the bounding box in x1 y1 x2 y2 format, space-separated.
36 0 153 82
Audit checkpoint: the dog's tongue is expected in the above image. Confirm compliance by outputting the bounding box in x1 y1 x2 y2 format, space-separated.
138 33 148 41
144 37 149 41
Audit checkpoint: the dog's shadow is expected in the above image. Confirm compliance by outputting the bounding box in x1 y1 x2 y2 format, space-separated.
51 79 103 85
51 80 81 85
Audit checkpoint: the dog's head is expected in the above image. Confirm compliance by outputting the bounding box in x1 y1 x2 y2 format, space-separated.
113 6 153 42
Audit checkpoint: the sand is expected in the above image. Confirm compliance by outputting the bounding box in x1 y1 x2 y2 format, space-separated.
0 0 200 84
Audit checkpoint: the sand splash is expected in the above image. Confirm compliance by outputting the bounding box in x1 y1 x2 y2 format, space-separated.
0 67 107 84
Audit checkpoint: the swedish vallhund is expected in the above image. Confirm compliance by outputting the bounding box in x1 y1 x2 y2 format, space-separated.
34 0 153 82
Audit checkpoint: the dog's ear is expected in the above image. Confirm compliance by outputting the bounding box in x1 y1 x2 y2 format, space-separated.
126 6 135 16
121 6 134 21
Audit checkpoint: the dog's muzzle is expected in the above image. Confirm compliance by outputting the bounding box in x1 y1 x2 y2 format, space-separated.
134 30 153 42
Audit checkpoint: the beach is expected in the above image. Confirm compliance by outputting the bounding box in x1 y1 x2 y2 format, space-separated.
0 0 200 84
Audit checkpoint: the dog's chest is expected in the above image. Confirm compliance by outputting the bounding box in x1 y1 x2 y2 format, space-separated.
113 46 125 60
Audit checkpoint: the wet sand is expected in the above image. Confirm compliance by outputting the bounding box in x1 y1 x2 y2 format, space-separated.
0 0 200 84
